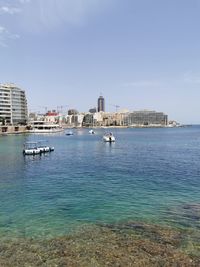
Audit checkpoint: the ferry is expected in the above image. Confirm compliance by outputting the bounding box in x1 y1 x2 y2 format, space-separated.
29 121 64 133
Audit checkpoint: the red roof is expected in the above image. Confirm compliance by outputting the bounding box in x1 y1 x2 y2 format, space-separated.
46 112 58 116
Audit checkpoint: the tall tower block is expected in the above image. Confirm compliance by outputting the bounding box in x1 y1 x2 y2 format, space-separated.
97 95 105 112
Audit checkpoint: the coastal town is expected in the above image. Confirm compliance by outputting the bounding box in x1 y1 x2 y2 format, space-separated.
1 0 200 266
0 83 178 134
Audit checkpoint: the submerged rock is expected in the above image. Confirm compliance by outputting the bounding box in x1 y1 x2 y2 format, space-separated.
0 222 199 266
165 203 200 229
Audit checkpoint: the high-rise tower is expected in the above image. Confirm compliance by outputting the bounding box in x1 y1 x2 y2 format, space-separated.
97 95 105 112
0 83 28 125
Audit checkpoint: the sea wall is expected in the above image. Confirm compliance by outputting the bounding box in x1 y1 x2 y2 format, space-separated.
0 125 28 135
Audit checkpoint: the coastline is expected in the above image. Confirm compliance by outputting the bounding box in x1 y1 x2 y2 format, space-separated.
0 124 192 135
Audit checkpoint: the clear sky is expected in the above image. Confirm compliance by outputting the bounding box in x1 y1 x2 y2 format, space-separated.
0 0 200 123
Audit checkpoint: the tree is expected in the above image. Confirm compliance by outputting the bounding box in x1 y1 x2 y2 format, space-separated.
0 117 5 125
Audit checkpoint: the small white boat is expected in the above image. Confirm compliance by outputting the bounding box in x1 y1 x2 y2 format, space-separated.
23 141 54 155
103 132 115 142
89 129 95 134
23 142 41 155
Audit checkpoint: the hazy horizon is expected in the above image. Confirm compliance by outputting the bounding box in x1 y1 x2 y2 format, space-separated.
1 0 200 124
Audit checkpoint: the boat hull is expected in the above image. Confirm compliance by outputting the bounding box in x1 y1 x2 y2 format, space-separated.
23 141 54 155
23 149 41 155
29 129 63 133
103 136 115 142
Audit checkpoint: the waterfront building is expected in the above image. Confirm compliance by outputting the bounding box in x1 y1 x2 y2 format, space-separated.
82 112 105 127
97 95 105 112
81 110 168 127
93 112 103 126
68 109 78 115
101 112 115 126
46 110 58 116
66 113 84 127
76 114 85 127
82 113 94 127
28 112 45 123
28 112 38 122
124 110 168 126
0 83 28 125
44 110 59 124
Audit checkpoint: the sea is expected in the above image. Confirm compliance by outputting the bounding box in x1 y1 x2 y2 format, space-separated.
0 126 200 265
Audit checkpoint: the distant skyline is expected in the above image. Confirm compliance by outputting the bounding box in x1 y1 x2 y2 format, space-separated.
1 0 200 123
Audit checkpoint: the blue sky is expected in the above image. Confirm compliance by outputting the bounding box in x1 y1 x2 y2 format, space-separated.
0 0 200 123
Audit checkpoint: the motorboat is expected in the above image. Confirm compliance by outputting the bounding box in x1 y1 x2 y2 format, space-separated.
89 129 95 134
66 130 74 136
29 121 64 133
103 132 115 142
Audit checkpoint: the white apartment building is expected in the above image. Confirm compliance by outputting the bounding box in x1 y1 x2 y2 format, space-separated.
0 83 28 125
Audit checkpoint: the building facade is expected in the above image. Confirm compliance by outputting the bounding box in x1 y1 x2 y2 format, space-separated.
81 110 168 127
97 95 105 112
124 110 168 126
0 83 28 125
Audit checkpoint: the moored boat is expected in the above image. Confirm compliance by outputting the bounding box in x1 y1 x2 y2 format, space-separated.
29 121 64 133
66 130 74 136
89 129 95 134
103 132 115 142
23 141 54 155
23 142 41 155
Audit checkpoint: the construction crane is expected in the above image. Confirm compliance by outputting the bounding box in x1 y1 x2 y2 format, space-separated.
56 105 69 114
38 106 48 114
109 104 120 112
114 105 120 112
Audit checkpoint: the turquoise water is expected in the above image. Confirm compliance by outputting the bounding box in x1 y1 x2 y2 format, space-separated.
0 127 200 239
